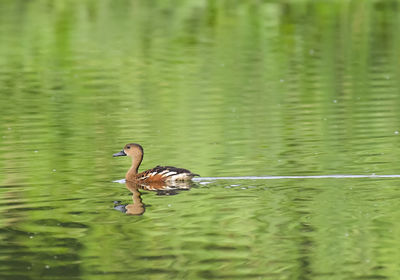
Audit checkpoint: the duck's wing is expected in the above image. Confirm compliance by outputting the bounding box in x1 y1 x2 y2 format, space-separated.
137 165 199 181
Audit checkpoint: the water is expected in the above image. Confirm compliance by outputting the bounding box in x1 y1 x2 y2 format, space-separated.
1 0 400 279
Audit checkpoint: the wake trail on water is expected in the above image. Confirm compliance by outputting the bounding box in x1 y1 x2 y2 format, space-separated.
193 174 400 181
113 174 400 183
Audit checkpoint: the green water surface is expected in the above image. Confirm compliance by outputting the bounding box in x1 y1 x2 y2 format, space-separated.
1 1 400 279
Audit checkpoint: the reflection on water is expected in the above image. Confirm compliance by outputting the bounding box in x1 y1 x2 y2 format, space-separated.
1 0 400 279
115 180 194 215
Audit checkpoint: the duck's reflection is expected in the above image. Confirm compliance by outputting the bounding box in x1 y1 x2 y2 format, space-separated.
114 180 193 215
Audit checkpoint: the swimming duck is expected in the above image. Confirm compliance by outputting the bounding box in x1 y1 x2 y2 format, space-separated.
113 143 199 182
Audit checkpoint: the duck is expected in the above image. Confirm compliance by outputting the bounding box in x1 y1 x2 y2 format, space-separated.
113 143 199 182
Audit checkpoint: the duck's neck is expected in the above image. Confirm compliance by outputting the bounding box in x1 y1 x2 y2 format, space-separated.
126 155 143 180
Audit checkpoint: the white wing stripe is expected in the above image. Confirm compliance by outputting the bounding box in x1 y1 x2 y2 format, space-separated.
163 171 177 177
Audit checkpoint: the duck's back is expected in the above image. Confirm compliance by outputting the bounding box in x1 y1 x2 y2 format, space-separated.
135 165 199 182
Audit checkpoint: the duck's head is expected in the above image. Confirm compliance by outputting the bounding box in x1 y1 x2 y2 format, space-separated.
113 143 144 158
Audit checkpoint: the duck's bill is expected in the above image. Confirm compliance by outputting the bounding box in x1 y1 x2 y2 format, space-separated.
113 150 127 157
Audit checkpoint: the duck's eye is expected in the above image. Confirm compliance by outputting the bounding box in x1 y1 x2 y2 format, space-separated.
126 146 130 149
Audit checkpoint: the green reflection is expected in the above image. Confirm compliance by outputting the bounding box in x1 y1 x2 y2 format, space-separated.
1 0 400 279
